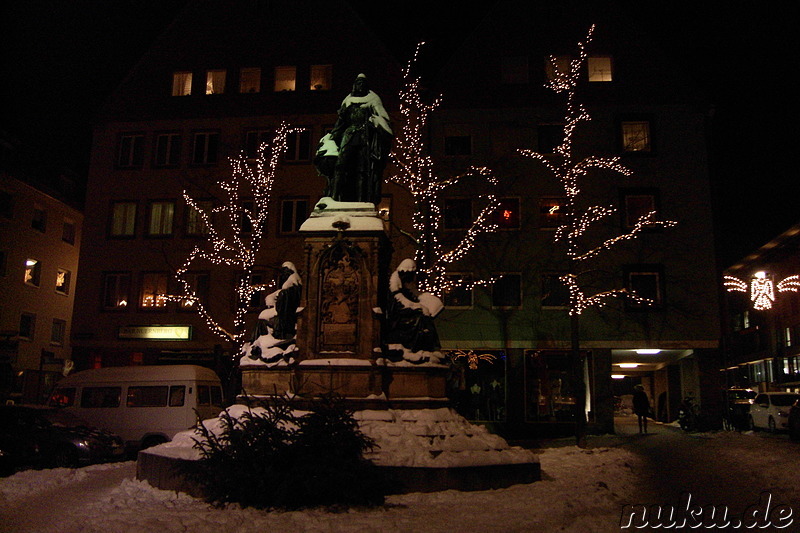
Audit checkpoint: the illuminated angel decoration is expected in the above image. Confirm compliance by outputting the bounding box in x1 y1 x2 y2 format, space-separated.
447 349 497 370
723 272 800 311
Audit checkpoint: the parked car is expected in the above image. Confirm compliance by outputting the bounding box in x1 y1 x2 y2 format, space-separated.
748 392 800 432
723 388 756 431
0 405 125 475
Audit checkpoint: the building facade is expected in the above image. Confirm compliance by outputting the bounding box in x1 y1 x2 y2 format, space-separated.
71 1 721 436
721 223 800 393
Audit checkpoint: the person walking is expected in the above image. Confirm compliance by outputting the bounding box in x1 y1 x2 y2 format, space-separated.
633 384 651 434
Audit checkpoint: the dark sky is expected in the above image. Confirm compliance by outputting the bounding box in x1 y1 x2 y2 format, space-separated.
2 1 796 267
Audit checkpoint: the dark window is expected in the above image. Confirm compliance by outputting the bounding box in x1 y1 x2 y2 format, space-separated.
240 67 261 93
103 272 131 309
51 319 66 345
19 313 36 340
541 274 569 307
539 197 566 229
280 198 308 233
492 273 522 308
245 129 272 159
444 198 472 230
169 386 186 407
621 189 660 229
192 132 219 164
118 134 145 167
285 129 311 162
211 386 223 406
62 218 76 244
545 55 571 82
198 385 211 405
537 124 564 153
127 386 169 407
443 274 473 308
494 198 520 229
81 387 121 408
625 264 665 309
0 191 13 219
185 200 212 236
155 133 181 166
32 205 47 232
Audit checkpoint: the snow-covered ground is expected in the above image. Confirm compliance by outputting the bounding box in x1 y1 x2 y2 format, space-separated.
1 421 798 533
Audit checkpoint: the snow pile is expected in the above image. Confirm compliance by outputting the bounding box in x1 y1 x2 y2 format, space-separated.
355 408 536 467
148 405 536 468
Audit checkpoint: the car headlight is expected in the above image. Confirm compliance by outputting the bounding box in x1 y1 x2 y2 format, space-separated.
778 410 789 418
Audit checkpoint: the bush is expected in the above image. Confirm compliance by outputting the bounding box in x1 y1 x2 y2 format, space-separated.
180 395 386 510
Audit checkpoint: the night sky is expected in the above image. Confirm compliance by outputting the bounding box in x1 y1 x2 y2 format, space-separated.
2 0 796 268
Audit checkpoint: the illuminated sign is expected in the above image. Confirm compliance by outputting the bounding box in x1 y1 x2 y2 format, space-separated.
118 325 192 340
723 273 800 311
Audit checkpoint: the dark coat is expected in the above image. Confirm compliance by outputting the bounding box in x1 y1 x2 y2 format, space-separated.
633 389 650 417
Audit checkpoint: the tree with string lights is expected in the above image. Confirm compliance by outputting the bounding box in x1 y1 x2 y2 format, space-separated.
169 124 295 353
519 26 676 446
388 43 500 298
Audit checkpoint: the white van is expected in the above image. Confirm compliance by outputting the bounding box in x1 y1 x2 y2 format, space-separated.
48 365 224 450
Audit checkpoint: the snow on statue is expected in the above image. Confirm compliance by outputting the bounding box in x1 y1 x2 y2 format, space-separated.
313 73 393 206
381 259 444 364
241 262 303 366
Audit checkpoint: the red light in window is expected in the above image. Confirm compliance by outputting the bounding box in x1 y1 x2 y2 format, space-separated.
503 210 512 221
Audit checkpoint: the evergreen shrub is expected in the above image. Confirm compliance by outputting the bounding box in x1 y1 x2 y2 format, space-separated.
180 395 386 510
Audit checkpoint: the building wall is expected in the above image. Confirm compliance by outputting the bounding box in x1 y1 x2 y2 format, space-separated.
0 174 83 402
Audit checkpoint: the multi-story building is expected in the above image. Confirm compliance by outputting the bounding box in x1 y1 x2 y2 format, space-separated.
721 223 800 393
71 1 721 436
1 140 83 403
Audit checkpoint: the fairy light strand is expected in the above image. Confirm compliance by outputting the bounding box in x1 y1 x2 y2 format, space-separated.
388 42 500 296
520 26 677 315
166 124 295 348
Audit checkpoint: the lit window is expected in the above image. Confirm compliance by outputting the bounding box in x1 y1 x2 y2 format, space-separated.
501 56 529 84
179 272 209 311
192 132 219 164
625 265 664 309
62 218 76 244
588 56 613 82
621 121 651 152
55 268 71 295
285 129 311 161
541 273 569 308
310 65 332 90
492 273 522 308
186 200 212 236
118 134 145 167
32 205 47 232
444 198 472 230
545 55 571 82
240 67 261 93
110 201 136 237
274 66 296 91
19 313 36 341
443 274 473 308
205 69 226 94
25 259 41 286
147 201 175 236
493 198 520 229
245 129 272 159
155 133 181 166
539 197 566 229
51 319 66 345
140 272 169 309
621 189 659 229
172 71 192 96
280 198 308 234
103 272 130 309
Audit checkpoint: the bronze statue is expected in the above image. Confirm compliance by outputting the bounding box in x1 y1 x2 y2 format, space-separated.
314 74 392 205
383 259 442 358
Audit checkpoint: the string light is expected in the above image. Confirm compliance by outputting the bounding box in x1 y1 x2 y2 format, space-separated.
166 124 295 349
724 273 800 311
388 42 499 296
519 27 677 315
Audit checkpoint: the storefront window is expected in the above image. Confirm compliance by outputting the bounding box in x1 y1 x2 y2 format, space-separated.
447 350 506 422
525 350 591 422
